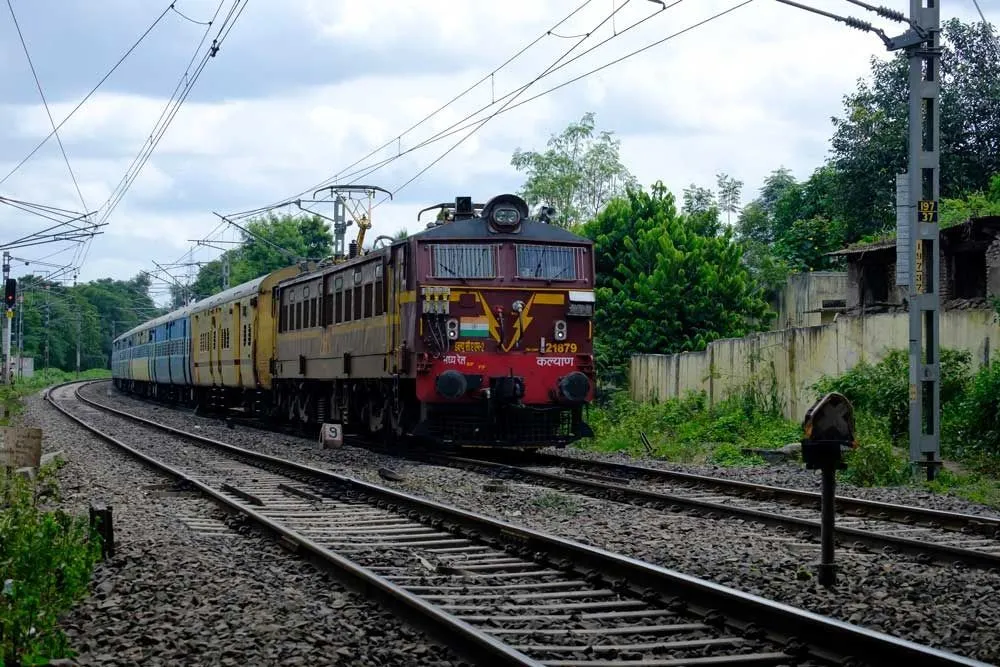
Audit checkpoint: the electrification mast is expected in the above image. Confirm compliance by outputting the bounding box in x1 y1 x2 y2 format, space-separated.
776 0 943 480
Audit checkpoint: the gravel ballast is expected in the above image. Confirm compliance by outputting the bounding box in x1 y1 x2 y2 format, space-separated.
18 389 467 667
74 382 1000 663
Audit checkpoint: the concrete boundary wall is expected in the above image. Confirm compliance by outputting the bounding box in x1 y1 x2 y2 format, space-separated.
629 311 999 420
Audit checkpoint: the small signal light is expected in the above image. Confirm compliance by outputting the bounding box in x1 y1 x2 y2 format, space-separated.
3 279 15 308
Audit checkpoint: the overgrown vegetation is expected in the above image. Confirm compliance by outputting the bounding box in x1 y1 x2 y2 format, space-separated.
0 465 102 666
0 369 110 426
581 347 1000 505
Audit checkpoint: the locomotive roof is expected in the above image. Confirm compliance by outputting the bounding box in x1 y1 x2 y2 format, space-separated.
411 217 591 244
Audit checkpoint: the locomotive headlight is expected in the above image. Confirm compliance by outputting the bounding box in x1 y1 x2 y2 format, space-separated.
493 207 520 226
554 320 567 341
512 299 525 313
446 318 459 340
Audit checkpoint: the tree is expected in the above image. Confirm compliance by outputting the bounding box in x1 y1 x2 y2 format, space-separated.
177 212 334 304
511 112 637 227
829 18 1000 239
716 172 743 225
582 182 770 381
682 185 716 214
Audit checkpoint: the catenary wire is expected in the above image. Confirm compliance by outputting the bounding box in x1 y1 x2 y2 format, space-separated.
257 0 600 211
6 0 89 215
384 0 637 202
0 2 175 187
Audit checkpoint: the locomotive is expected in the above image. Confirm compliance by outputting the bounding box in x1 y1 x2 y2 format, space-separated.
112 192 596 448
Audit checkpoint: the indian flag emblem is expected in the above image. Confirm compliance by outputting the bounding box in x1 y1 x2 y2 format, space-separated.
460 316 490 338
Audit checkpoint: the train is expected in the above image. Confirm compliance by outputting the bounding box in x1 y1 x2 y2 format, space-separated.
111 192 596 448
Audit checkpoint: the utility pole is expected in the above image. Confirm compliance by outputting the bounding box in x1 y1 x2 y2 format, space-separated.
775 1 942 481
44 297 50 370
16 293 23 381
889 1 943 481
2 251 11 385
76 312 81 379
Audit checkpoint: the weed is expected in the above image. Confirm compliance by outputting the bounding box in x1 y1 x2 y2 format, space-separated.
0 465 101 666
531 491 581 514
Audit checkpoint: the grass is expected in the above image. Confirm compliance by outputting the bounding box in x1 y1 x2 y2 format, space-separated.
582 348 1000 508
0 368 111 426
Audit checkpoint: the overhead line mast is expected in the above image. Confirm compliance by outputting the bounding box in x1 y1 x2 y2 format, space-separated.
775 0 942 480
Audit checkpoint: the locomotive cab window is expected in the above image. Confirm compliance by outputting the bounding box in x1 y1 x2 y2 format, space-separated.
517 244 583 281
429 243 498 279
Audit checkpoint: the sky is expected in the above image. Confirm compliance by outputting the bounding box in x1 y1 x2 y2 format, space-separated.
0 0 994 307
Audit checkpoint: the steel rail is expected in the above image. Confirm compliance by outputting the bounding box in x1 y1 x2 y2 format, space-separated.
42 382 541 666
531 453 1000 536
52 381 993 667
429 454 1000 570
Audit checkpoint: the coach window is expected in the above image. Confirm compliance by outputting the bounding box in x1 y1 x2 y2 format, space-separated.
310 283 319 327
363 265 373 319
375 263 385 315
295 288 303 330
323 278 333 326
334 276 344 324
353 268 363 320
344 274 353 322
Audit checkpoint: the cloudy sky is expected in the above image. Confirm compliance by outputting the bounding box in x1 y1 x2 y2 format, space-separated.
0 0 993 305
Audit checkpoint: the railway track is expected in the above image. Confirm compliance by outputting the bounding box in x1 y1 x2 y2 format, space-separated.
46 380 989 667
425 452 1000 571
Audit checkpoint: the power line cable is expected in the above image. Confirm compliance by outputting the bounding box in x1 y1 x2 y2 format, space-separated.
0 2 175 187
385 0 637 201
971 0 987 24
235 0 682 218
260 0 600 210
6 0 89 215
301 0 744 204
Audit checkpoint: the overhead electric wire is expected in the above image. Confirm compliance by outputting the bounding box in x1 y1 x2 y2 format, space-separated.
79 0 245 280
231 0 683 220
6 0 89 216
259 0 600 212
327 0 750 202
0 2 175 187
344 0 683 192
385 0 638 202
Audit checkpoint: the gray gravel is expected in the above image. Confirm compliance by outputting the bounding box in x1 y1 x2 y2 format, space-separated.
78 382 1000 664
18 388 467 667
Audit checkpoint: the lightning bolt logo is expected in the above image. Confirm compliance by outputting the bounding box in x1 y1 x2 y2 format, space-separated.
502 294 535 352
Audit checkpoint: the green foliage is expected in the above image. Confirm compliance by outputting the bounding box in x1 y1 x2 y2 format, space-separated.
924 468 1000 508
951 359 1000 460
0 467 101 665
510 112 638 228
582 182 771 382
829 19 1000 238
0 369 110 426
581 382 800 465
839 412 911 487
15 275 158 373
813 349 971 444
173 212 334 306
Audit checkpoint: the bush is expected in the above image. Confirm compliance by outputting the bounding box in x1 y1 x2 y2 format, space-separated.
0 466 101 666
839 412 911 486
813 349 971 443
951 360 1000 460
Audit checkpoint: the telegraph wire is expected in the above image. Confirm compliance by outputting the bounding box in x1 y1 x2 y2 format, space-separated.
171 4 212 25
0 2 175 187
6 0 90 216
325 0 676 194
234 0 681 220
971 0 987 25
379 0 754 203
262 0 600 211
385 0 637 201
